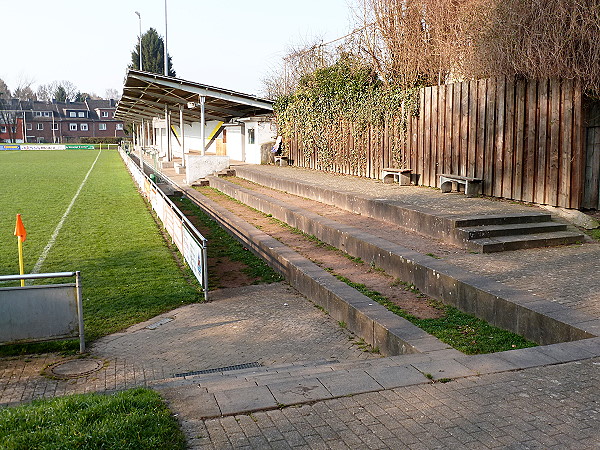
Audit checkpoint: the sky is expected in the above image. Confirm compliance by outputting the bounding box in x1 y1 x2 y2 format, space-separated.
2 0 357 99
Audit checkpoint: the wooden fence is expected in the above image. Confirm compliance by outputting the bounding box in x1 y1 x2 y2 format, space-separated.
286 77 593 209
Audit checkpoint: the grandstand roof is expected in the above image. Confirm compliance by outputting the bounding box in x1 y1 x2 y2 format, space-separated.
115 70 273 124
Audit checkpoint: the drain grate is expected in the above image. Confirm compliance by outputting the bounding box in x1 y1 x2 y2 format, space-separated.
174 362 262 378
146 317 173 330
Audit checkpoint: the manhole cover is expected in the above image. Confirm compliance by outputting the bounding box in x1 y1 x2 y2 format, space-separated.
46 358 105 379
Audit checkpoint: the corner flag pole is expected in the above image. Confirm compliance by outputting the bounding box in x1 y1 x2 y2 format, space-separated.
14 214 27 287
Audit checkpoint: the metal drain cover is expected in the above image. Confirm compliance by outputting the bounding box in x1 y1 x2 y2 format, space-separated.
48 358 104 379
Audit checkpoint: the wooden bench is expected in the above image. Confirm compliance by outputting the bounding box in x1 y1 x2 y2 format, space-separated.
274 156 289 166
381 168 412 185
439 174 482 197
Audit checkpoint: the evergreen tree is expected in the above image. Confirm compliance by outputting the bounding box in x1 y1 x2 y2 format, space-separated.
130 27 176 77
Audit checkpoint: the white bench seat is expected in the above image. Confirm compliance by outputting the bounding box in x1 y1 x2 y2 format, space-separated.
382 168 412 185
439 174 482 197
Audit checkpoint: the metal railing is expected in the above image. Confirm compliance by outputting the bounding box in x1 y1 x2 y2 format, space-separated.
119 150 209 300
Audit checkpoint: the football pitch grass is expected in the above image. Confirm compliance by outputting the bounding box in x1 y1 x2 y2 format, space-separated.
0 150 201 353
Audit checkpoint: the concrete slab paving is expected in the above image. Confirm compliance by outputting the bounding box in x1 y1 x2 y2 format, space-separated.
268 379 332 405
410 358 478 381
364 364 430 389
215 385 278 416
316 371 383 397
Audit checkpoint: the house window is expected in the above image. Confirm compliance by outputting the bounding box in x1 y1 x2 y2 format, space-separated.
70 123 77 131
115 123 123 130
247 128 255 144
0 126 6 133
37 123 44 130
34 111 42 117
11 126 16 133
99 123 107 131
80 123 88 131
52 123 59 130
78 111 85 118
102 111 109 117
69 112 76 117
43 112 51 117
27 124 32 130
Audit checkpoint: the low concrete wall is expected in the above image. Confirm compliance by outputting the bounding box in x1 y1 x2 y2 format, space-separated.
186 155 230 183
184 188 454 357
209 176 597 345
232 166 556 251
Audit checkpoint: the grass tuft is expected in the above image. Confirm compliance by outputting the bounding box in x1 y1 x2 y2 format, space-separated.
0 388 185 449
335 274 537 355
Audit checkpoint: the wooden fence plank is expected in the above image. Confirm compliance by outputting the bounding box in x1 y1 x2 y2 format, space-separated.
494 77 506 197
476 80 486 180
547 79 561 206
418 88 425 180
430 85 439 185
452 82 461 175
585 127 600 208
513 79 526 201
571 81 584 208
460 81 469 177
559 80 573 207
444 84 453 175
523 80 537 202
535 79 549 204
503 78 515 199
437 85 446 184
468 80 477 178
484 78 496 196
424 87 433 186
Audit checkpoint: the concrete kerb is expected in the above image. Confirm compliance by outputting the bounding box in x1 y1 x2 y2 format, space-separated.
182 186 450 357
208 175 596 345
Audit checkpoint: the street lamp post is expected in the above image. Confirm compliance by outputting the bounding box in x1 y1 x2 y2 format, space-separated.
135 11 142 71
164 0 168 76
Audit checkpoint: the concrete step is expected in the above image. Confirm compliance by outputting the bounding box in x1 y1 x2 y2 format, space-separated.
453 213 552 228
458 221 568 240
216 169 235 177
467 230 585 253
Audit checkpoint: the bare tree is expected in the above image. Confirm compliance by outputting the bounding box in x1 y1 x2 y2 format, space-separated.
104 88 120 101
0 78 11 98
262 38 337 98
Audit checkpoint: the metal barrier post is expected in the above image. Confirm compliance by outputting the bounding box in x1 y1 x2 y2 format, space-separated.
75 271 85 353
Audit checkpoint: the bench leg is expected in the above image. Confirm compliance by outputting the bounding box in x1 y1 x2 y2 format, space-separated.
383 174 395 184
465 182 481 197
440 180 452 193
399 172 411 185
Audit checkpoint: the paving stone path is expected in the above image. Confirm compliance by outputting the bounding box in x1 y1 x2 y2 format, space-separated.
0 284 378 408
185 357 600 449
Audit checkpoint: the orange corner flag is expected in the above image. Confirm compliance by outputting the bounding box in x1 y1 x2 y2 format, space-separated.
14 214 26 242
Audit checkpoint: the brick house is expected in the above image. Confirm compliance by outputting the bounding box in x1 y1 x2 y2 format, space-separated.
0 98 125 143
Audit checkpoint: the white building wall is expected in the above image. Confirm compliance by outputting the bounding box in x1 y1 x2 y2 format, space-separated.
152 115 276 165
224 126 244 161
242 118 277 164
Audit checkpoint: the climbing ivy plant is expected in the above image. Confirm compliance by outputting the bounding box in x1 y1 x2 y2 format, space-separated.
274 55 420 173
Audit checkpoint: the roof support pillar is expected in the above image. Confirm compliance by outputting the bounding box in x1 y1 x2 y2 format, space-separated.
138 122 144 169
165 104 172 161
200 96 206 156
179 105 185 166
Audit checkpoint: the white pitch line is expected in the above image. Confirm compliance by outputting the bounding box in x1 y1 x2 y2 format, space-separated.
31 150 102 274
